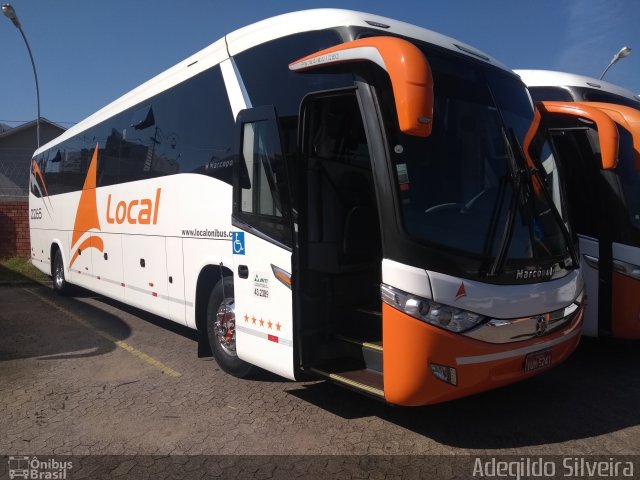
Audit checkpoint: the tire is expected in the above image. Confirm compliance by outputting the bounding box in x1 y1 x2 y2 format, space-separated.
206 276 253 378
52 249 72 295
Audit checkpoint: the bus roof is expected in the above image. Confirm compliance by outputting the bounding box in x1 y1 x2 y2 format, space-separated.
515 69 639 103
36 9 508 157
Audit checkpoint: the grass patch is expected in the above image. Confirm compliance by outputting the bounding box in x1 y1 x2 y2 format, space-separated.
0 256 50 283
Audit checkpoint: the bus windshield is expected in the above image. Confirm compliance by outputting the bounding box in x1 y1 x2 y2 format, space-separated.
574 87 640 111
390 53 573 279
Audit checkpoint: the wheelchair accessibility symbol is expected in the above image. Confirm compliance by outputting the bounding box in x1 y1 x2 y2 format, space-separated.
232 231 245 255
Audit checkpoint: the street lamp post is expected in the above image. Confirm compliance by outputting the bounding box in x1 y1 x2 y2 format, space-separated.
599 46 632 80
2 3 41 148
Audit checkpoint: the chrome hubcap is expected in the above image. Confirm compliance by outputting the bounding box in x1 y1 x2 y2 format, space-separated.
214 298 237 356
54 258 64 289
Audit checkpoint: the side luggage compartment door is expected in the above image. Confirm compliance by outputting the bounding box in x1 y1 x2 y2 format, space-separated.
231 106 296 380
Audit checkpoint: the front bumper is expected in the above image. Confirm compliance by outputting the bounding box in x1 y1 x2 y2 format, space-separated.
382 302 583 406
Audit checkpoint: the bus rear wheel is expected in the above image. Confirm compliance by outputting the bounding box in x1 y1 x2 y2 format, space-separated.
52 249 72 295
206 276 253 378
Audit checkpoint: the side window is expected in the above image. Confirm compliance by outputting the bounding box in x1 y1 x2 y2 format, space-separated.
99 121 125 187
120 104 174 181
35 66 236 192
548 129 600 238
118 66 235 185
31 154 46 198
163 66 235 183
43 137 88 195
234 31 353 118
235 108 291 247
241 121 283 217
612 126 640 237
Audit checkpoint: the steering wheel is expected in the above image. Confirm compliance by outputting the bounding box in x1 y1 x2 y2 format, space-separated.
424 203 467 214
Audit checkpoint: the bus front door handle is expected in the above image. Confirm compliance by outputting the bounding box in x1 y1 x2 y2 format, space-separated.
238 265 249 279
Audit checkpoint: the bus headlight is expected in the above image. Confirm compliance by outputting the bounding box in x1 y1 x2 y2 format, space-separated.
381 284 485 333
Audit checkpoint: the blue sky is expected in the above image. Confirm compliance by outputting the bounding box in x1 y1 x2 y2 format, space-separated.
1 0 638 128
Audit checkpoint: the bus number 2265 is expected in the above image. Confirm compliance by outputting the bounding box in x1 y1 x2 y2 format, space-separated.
30 208 42 220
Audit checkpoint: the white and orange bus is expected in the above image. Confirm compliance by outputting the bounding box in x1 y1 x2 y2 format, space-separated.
517 70 640 338
30 10 605 405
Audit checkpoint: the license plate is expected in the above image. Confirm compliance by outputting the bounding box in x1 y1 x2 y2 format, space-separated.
524 349 552 372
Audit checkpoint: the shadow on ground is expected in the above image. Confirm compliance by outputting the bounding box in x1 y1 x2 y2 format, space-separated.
0 263 48 284
289 337 640 449
0 284 130 361
91 294 288 383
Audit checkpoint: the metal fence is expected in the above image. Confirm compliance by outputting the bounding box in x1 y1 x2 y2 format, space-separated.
0 148 31 197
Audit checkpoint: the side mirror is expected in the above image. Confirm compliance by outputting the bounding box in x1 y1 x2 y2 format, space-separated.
526 101 620 170
290 36 434 137
575 101 640 171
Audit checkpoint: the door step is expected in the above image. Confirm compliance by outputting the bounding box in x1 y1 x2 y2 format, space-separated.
334 334 382 373
310 366 384 398
335 334 382 352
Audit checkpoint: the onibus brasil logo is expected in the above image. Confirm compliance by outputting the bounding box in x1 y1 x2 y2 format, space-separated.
7 456 72 479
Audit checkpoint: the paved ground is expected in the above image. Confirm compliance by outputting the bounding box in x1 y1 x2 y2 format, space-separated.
0 281 639 476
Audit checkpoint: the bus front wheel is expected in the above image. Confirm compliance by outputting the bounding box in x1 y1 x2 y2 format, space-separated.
206 276 253 378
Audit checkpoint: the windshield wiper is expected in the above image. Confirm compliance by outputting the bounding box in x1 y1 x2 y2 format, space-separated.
487 128 526 277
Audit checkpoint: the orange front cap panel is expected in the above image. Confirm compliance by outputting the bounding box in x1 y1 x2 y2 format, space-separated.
382 303 583 406
611 272 640 339
289 36 434 137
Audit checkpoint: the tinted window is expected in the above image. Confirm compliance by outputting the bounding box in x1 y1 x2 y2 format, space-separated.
614 126 640 239
575 87 640 110
548 129 601 239
237 117 291 246
36 65 235 194
31 154 45 198
42 136 89 195
234 31 353 118
40 114 125 194
100 119 127 187
528 86 574 102
119 66 235 184
240 121 283 217
382 50 570 273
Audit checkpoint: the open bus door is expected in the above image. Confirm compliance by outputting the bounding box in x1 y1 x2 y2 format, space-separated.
229 36 434 385
526 101 640 337
231 105 296 379
287 36 434 399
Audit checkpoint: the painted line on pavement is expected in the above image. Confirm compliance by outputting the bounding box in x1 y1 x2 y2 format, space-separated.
23 288 181 377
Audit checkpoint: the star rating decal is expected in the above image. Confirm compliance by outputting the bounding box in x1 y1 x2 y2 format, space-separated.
242 313 284 333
